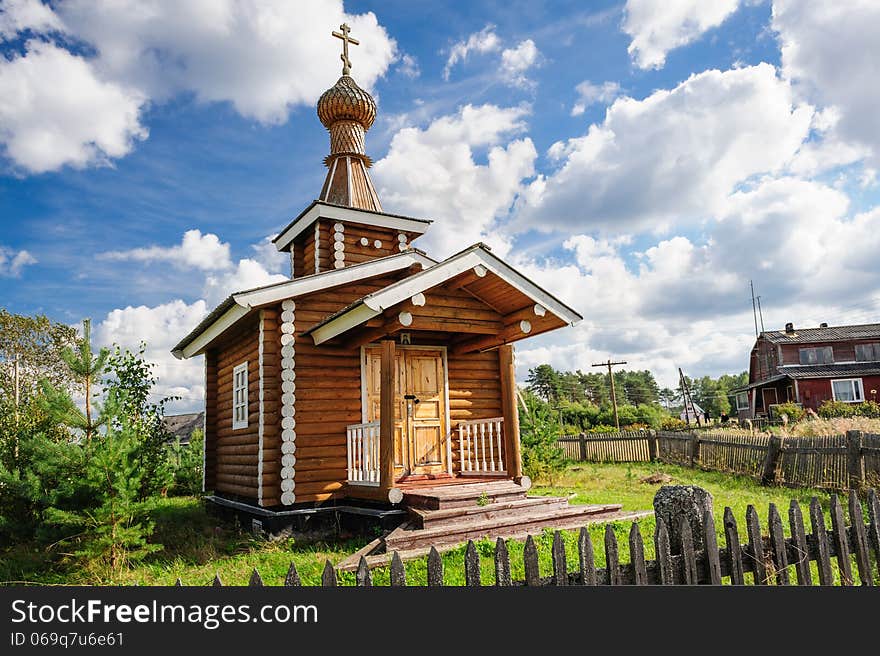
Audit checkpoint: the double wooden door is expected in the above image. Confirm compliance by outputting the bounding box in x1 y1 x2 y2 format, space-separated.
365 347 448 476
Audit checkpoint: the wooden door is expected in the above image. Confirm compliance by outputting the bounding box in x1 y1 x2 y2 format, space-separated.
762 388 778 413
364 347 447 476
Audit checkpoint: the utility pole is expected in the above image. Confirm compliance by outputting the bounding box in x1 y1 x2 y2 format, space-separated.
592 359 627 430
756 295 766 333
679 368 701 427
750 280 759 337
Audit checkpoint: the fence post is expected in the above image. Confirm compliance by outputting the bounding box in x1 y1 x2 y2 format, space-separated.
578 433 587 462
760 435 782 486
689 433 701 468
647 430 658 462
846 430 865 490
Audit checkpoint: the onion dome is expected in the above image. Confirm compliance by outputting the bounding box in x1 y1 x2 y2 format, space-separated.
317 75 377 131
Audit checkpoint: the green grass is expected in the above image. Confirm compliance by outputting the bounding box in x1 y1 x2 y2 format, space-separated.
1 462 870 586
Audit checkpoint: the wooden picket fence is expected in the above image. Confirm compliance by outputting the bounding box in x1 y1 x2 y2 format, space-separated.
177 489 880 586
557 430 880 491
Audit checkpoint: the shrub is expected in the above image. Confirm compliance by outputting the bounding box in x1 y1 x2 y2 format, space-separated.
660 416 688 431
168 429 204 496
519 398 566 483
773 402 805 423
818 400 859 418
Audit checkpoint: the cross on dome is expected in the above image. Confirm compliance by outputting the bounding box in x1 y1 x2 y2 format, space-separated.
332 23 360 76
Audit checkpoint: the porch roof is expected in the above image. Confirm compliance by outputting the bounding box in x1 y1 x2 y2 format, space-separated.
302 243 583 351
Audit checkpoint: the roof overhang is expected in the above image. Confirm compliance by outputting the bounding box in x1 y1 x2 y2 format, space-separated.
305 244 583 346
171 250 436 359
272 200 433 252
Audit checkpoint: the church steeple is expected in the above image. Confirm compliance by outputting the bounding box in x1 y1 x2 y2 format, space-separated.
316 24 382 212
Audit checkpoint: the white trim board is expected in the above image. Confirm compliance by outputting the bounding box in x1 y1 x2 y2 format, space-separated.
274 202 431 252
308 245 583 345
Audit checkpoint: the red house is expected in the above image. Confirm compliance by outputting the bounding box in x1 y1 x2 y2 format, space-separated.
734 322 880 419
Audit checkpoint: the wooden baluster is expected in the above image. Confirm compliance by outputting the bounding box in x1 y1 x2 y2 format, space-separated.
356 426 363 482
788 500 812 586
830 494 853 585
427 546 444 586
465 540 481 587
480 422 487 471
346 427 353 482
605 524 620 585
524 535 541 586
495 537 512 586
655 518 674 585
497 420 505 471
552 531 568 586
768 503 790 585
746 505 766 585
459 424 466 472
809 497 833 585
629 523 648 585
847 490 872 586
578 527 597 585
371 427 378 482
488 421 496 472
723 507 744 585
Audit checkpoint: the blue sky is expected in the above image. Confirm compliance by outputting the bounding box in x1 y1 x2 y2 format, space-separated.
2 0 880 411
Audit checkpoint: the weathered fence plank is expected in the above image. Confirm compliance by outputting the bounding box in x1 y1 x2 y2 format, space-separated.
495 537 512 587
212 574 223 587
723 507 744 585
578 527 597 586
703 510 722 585
830 495 853 585
655 518 674 585
552 531 568 586
809 497 833 585
768 503 790 585
868 489 880 567
847 491 872 586
465 540 481 587
322 560 338 587
746 505 767 585
605 524 620 585
427 546 443 587
390 552 407 587
680 518 697 584
284 562 301 587
788 500 812 586
356 556 372 587
249 568 263 587
629 523 648 585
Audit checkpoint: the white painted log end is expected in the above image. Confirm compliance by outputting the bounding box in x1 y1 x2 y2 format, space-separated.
411 292 426 307
360 237 369 246
473 264 487 277
374 239 382 248
518 476 532 491
333 222 344 232
281 299 296 311
388 488 404 504
399 311 413 327
533 304 546 317
520 319 532 334
281 491 296 506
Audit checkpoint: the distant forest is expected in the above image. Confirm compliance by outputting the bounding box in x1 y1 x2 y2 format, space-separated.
523 364 748 432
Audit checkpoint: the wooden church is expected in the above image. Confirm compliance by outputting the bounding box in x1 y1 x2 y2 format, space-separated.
173 26 641 547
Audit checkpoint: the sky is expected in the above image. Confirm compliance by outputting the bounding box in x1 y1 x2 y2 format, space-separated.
2 0 880 413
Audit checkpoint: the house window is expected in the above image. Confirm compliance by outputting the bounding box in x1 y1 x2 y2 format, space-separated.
232 361 249 429
855 343 880 362
799 346 833 365
735 392 749 411
831 378 864 403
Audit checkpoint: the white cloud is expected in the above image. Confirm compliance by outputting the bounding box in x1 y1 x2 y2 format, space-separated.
101 229 232 272
443 24 500 80
500 39 540 88
0 40 147 173
623 0 742 69
94 299 209 412
0 245 37 276
202 258 287 307
54 0 396 125
517 64 813 234
773 0 880 162
372 104 537 257
0 0 64 38
570 80 621 116
397 53 420 79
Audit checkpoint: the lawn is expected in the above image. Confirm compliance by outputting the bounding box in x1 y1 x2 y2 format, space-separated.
1 462 866 586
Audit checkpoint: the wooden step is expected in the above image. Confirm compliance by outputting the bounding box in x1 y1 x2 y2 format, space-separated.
385 503 625 551
409 496 570 529
403 481 528 510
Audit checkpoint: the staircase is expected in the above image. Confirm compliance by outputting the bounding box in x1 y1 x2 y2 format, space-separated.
382 480 651 553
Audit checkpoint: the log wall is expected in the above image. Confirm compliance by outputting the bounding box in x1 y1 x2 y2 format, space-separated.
447 349 505 470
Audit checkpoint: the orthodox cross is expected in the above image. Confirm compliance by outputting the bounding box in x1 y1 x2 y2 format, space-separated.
332 23 360 75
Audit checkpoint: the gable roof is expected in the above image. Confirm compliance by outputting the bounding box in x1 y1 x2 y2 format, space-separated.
303 243 583 346
171 250 436 359
778 363 880 379
762 323 880 345
272 200 433 252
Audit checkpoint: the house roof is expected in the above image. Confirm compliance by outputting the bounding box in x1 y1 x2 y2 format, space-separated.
778 363 880 379
171 250 436 359
303 243 583 346
272 200 433 252
761 322 880 345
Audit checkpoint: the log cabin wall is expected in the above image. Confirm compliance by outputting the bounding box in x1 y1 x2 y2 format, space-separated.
212 315 261 501
259 307 282 507
447 349 505 470
203 350 218 491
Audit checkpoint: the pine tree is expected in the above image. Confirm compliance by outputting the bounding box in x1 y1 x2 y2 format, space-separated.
38 319 109 440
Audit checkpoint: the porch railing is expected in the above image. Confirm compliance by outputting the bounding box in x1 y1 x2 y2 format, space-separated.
459 417 505 474
346 421 381 486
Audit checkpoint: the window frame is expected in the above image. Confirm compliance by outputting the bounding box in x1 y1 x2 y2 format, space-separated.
831 378 864 403
855 343 880 362
735 392 750 411
798 346 833 365
232 361 249 430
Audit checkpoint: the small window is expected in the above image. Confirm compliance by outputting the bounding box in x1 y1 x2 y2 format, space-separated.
232 361 249 430
831 378 863 403
855 343 880 362
799 346 833 365
735 392 750 411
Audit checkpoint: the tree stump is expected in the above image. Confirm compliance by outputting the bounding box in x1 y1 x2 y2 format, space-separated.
653 485 714 554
